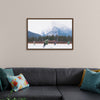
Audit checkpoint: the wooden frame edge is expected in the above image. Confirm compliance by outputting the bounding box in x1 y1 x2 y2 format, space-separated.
26 18 74 50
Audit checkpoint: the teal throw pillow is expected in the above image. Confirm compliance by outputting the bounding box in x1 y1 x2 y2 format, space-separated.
0 80 3 91
80 68 100 93
4 68 14 76
3 68 14 90
0 68 9 90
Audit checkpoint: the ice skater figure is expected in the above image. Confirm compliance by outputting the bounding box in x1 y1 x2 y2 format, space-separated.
43 39 48 47
33 41 35 45
54 41 56 45
67 41 70 45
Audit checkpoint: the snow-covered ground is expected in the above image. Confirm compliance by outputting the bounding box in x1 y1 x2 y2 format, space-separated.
28 43 72 49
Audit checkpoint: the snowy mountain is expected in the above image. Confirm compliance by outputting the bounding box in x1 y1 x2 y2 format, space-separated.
28 31 41 38
44 26 72 37
28 26 72 38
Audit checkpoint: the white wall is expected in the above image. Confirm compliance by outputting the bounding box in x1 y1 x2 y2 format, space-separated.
0 0 100 68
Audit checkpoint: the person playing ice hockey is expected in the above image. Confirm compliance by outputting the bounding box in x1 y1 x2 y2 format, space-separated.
43 39 48 47
67 41 70 45
33 41 35 45
54 40 56 45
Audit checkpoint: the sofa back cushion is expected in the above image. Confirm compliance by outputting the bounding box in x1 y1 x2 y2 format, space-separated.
56 68 83 85
13 68 56 86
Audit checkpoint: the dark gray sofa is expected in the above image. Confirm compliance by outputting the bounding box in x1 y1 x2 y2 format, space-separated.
0 68 100 100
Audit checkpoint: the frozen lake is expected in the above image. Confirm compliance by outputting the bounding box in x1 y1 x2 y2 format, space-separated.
28 43 72 49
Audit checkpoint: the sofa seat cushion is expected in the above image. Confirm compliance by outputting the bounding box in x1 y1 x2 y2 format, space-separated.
58 86 100 100
0 86 62 100
56 68 83 85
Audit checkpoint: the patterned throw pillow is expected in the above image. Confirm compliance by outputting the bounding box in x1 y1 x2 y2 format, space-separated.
7 74 29 92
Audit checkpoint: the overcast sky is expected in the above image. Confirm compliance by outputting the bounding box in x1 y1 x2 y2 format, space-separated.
28 19 72 35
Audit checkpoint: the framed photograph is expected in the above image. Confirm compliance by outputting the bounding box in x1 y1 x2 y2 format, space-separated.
26 18 73 50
